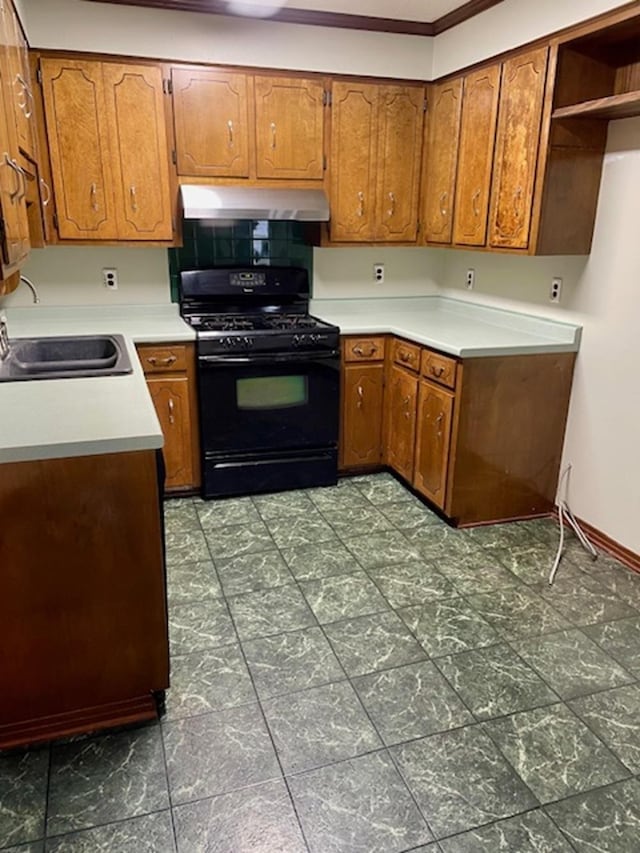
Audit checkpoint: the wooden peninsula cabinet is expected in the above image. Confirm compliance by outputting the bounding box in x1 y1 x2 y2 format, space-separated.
0 450 169 749
339 333 576 526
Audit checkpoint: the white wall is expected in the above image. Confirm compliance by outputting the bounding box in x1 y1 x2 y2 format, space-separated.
440 118 640 553
313 247 441 299
3 247 171 306
21 0 433 79
432 0 629 77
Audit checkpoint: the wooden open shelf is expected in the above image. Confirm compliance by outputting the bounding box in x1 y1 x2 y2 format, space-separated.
553 90 640 121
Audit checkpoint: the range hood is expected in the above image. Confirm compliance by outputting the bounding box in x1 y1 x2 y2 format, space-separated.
180 185 330 221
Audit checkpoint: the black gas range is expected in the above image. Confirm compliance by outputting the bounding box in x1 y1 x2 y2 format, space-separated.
180 266 341 498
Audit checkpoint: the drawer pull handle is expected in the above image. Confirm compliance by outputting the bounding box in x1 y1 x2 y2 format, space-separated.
387 191 395 218
440 191 448 217
403 395 411 418
353 344 377 357
130 185 138 212
399 350 414 363
430 364 446 378
357 191 365 218
168 398 175 424
227 119 234 147
270 121 277 150
357 384 363 408
40 178 51 207
146 355 177 367
436 411 444 434
472 189 480 218
90 182 99 211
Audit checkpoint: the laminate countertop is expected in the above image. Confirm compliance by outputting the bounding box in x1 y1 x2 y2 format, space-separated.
310 296 581 357
0 304 194 464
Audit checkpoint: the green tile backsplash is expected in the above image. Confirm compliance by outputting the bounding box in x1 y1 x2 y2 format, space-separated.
168 220 313 301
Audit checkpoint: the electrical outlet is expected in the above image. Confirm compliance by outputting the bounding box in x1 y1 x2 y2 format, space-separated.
550 276 562 303
103 268 118 290
465 268 475 290
373 263 384 284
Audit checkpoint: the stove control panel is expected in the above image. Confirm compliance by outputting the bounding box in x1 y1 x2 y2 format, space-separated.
292 333 332 347
219 336 255 349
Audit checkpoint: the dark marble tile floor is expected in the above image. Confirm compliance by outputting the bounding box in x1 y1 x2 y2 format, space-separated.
3 471 640 852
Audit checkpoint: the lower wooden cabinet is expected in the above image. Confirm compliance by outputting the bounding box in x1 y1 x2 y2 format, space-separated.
137 342 200 492
384 363 418 482
339 334 576 526
413 380 454 509
340 362 385 468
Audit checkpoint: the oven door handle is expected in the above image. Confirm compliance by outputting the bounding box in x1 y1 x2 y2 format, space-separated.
199 350 340 365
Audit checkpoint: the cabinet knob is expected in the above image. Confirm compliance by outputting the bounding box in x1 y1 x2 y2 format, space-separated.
399 350 413 363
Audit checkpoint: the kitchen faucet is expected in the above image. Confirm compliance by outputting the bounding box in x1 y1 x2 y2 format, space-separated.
19 275 40 303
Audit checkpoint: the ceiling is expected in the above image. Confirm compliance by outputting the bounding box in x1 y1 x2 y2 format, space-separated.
86 0 504 35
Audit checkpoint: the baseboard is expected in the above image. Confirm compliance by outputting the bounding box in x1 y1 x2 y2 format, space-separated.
554 509 640 575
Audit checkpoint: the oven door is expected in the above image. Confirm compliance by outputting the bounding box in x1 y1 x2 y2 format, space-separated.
197 350 340 455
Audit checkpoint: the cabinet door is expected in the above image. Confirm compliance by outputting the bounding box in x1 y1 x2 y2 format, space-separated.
172 67 250 178
40 58 118 239
341 363 384 468
413 381 454 510
0 0 28 273
384 363 418 482
375 85 424 242
5 3 34 159
489 47 548 250
146 376 194 490
329 81 378 241
453 65 500 246
254 75 324 180
103 63 173 241
422 78 462 244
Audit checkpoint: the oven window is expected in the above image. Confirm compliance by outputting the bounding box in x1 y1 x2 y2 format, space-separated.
236 375 309 410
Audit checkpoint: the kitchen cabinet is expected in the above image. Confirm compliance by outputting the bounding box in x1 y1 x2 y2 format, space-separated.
384 362 418 482
137 342 200 492
422 78 462 244
453 65 501 247
0 0 30 281
413 379 454 510
0 449 169 749
489 46 548 249
254 74 324 180
330 80 424 242
172 66 250 178
340 336 386 470
39 57 174 242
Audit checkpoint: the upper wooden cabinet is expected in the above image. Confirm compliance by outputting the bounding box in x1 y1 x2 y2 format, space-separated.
330 80 424 242
172 68 326 182
422 78 462 244
0 0 30 279
330 81 378 241
172 67 250 178
254 75 324 180
40 57 173 241
489 47 548 250
453 66 500 247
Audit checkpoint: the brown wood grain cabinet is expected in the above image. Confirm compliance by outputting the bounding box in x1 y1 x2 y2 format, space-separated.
39 57 173 241
340 335 385 471
413 379 454 510
137 342 200 492
384 362 418 482
453 65 501 247
330 80 424 242
254 75 324 180
172 66 251 178
489 46 549 250
422 78 462 244
0 450 169 749
0 0 31 281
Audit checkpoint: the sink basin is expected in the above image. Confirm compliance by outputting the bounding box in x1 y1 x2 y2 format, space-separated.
0 334 133 381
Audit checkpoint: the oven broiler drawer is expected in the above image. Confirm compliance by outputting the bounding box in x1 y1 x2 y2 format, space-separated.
202 448 338 498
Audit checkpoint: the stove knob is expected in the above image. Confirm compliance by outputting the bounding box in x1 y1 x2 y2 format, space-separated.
242 337 253 348
292 334 301 347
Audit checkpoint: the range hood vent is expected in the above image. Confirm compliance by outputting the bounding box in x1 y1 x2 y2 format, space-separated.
180 185 330 221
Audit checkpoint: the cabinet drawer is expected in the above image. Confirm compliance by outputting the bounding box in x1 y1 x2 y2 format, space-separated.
137 344 188 374
343 336 386 362
421 349 457 389
392 338 421 373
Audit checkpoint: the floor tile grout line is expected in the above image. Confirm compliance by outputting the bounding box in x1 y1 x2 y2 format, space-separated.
156 718 179 851
41 742 53 842
41 806 178 846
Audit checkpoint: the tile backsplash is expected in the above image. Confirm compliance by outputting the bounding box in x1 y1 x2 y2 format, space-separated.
168 220 314 300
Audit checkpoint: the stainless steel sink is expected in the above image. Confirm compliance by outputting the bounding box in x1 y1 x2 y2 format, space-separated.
0 334 133 381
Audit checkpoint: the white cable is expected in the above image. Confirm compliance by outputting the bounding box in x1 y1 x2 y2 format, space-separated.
548 464 597 585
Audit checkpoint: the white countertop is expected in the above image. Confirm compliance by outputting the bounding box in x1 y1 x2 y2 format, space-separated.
310 296 581 357
0 304 194 464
